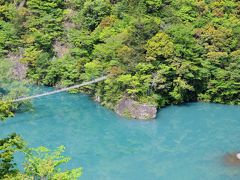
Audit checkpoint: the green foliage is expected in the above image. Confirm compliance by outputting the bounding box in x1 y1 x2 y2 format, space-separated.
25 0 64 50
0 59 29 117
0 0 239 110
145 32 174 61
0 100 13 121
78 0 112 31
44 56 85 87
21 47 51 84
0 133 25 177
0 20 18 56
84 60 103 79
23 146 82 180
0 134 82 180
144 0 162 13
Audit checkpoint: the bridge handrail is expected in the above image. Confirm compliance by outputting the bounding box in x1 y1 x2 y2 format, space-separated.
11 76 108 102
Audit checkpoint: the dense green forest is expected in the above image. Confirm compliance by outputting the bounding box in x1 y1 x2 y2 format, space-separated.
0 0 240 110
0 0 240 179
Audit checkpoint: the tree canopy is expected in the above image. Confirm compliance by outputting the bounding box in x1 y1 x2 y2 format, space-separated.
0 0 239 109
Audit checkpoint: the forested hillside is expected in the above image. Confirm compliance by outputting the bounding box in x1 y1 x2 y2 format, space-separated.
1 0 239 111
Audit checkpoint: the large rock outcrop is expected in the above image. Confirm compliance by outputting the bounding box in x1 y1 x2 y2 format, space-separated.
115 98 157 120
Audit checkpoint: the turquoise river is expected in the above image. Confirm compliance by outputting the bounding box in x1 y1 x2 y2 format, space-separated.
1 89 240 180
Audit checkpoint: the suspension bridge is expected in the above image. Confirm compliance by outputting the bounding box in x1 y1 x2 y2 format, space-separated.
12 76 108 102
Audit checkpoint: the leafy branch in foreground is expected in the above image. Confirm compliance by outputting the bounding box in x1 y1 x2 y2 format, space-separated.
0 133 25 177
0 101 14 121
0 134 82 180
23 146 82 180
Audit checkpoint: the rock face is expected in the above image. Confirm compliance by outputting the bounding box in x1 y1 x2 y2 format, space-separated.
53 41 70 58
115 98 157 120
7 53 27 80
94 95 101 103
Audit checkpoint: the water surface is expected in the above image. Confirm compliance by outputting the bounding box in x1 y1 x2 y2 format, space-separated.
1 89 240 180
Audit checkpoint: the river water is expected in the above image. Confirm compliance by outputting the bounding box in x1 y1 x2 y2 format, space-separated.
1 89 240 180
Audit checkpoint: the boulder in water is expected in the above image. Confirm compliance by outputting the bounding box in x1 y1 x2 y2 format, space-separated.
94 95 101 103
224 152 240 165
115 98 157 120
